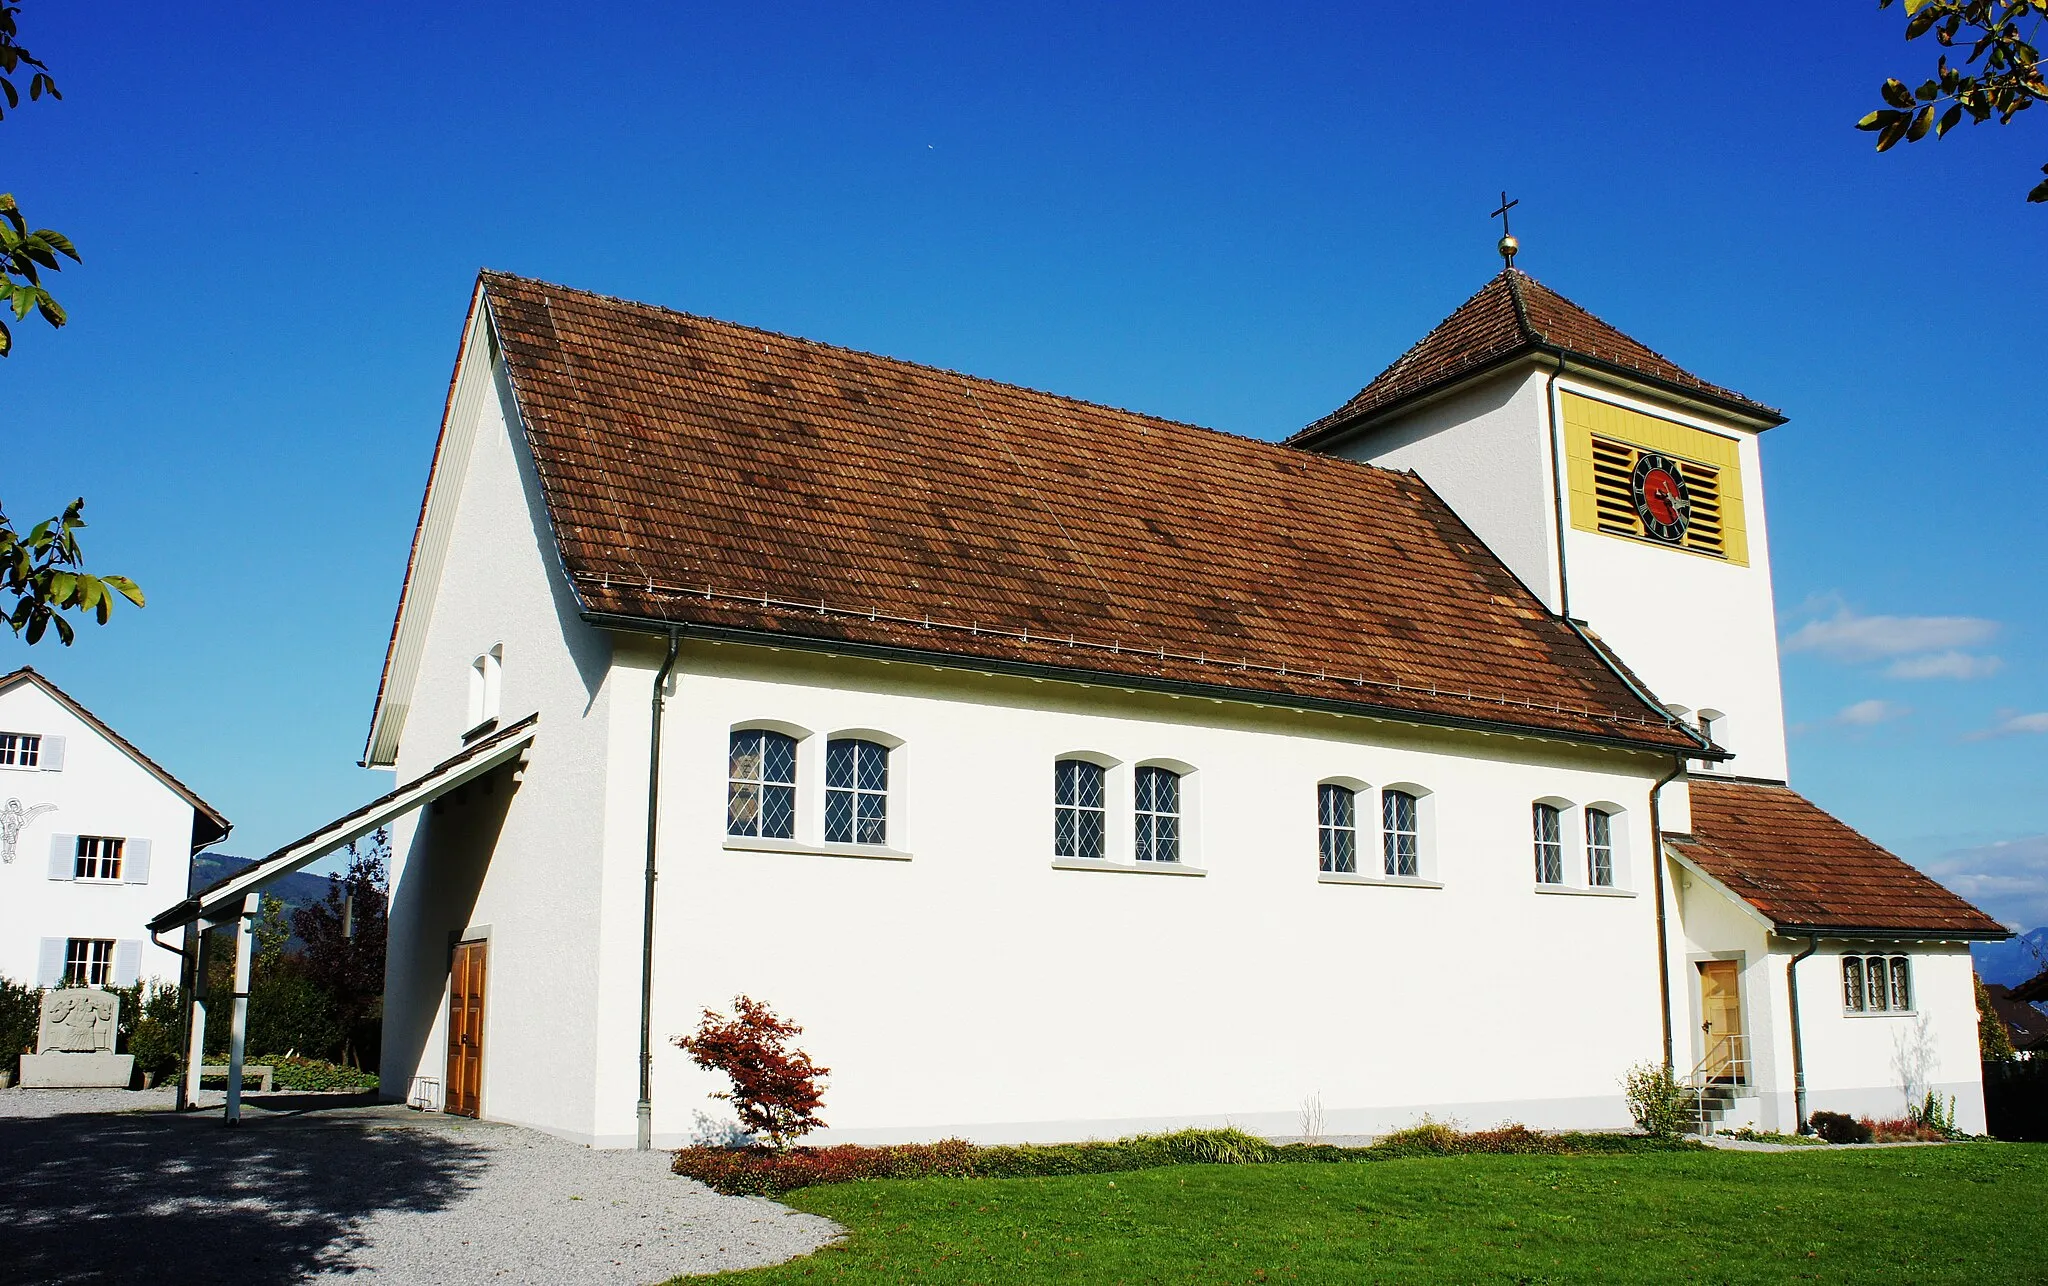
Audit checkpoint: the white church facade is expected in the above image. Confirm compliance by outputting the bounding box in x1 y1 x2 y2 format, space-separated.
157 267 2006 1145
2 667 231 989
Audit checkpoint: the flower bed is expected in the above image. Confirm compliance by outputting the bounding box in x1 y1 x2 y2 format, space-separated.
673 1124 1701 1196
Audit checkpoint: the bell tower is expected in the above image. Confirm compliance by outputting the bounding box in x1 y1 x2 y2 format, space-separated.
1290 261 1791 782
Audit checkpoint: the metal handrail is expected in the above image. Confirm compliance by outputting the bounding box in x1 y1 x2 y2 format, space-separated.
1686 1033 1751 1135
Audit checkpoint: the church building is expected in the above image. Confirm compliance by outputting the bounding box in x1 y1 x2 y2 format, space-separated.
158 262 2007 1146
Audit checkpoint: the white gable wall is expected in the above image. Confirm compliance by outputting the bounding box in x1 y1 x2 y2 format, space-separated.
0 679 199 986
609 642 1680 1146
379 346 620 1139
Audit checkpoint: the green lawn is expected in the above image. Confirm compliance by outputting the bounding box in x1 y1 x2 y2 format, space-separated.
698 1144 2047 1283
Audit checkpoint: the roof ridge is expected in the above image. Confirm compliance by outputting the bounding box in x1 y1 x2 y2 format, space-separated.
480 269 1335 464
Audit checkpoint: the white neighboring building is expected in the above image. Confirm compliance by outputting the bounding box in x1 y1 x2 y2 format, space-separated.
159 268 2008 1146
1 667 231 989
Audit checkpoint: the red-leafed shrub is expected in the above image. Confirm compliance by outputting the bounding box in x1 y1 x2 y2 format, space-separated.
676 995 829 1149
1865 1116 1946 1143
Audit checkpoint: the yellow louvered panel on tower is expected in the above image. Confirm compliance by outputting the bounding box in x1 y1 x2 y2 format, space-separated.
1560 391 1748 566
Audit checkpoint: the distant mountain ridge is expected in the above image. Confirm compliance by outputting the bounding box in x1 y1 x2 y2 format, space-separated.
1973 927 2048 987
187 852 339 953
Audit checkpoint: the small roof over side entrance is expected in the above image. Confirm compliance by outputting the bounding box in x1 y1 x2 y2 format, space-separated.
150 714 537 933
1670 778 2008 941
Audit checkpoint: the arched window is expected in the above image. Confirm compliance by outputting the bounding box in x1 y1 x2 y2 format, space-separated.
1381 788 1419 877
1134 766 1181 863
1842 956 1866 1010
728 729 797 839
1318 784 1357 874
825 737 890 845
1054 759 1107 860
1532 802 1564 884
1585 807 1615 887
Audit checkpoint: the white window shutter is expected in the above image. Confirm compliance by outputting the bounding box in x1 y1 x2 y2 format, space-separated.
123 838 152 884
37 937 66 987
48 834 76 880
112 940 142 988
39 734 65 771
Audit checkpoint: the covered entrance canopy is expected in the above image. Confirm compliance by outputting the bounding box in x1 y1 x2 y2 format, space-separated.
149 714 537 1122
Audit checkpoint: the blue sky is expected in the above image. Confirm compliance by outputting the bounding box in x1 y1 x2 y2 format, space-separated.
4 3 2043 925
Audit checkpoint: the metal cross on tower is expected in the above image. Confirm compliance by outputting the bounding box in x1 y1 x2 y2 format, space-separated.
1491 191 1520 269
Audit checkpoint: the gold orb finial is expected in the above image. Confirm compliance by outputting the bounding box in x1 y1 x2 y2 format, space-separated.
1490 190 1520 270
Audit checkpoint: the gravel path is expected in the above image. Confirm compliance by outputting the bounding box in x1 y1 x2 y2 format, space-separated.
0 1087 839 1285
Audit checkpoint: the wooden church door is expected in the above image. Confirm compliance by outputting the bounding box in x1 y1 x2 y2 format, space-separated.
446 940 487 1117
1697 960 1743 1083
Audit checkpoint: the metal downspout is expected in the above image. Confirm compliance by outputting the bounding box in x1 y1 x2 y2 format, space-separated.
637 627 682 1151
1788 933 1821 1133
1648 758 1685 1069
1544 356 1572 619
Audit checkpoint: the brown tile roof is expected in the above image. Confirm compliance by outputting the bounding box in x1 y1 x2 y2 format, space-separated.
1290 270 1783 445
1674 779 2006 939
472 271 1710 754
0 667 232 849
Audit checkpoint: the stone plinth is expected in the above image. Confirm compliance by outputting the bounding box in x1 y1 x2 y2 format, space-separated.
20 1052 135 1088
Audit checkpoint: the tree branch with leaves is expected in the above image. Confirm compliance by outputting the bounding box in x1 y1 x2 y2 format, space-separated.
0 2 142 646
1859 0 2048 201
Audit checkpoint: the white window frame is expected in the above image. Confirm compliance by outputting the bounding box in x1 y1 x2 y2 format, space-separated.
1134 764 1183 864
1318 780 1361 875
1842 953 1915 1015
727 726 800 841
1054 755 1112 861
1532 800 1566 885
466 644 504 737
74 835 125 882
65 937 115 987
0 730 42 768
1585 806 1615 887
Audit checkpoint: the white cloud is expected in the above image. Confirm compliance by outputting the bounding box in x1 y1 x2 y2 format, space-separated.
1834 699 1909 727
1969 711 2048 740
1918 835 2048 930
1782 604 1998 662
1884 650 2004 681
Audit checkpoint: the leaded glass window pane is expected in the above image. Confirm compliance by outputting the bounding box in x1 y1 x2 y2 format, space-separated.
1135 766 1181 863
1318 784 1356 873
825 738 888 845
1055 760 1107 859
729 730 797 838
1866 958 1890 1011
1585 808 1614 887
1843 956 1865 1011
1532 803 1563 884
1382 789 1418 877
1890 957 1912 1011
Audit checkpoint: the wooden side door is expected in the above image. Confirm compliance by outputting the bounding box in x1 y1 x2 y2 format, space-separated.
446 939 487 1118
1697 960 1743 1083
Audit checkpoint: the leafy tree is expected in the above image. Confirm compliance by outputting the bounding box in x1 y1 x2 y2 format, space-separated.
0 2 141 646
678 995 830 1149
1859 0 2048 201
292 829 389 1069
1978 974 2019 1061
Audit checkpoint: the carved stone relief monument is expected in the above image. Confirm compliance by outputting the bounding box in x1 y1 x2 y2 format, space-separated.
19 988 135 1088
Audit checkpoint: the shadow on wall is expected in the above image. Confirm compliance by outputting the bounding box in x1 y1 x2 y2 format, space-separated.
0 1104 489 1284
382 766 514 1103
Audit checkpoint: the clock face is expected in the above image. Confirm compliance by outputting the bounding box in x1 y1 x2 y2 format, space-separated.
1630 452 1692 543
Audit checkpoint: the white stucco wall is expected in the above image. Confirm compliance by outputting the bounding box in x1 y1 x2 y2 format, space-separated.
614 642 1676 1147
0 678 199 986
1320 367 1561 610
379 346 620 1139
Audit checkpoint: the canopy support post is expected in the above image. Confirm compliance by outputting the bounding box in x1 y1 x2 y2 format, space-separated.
181 920 213 1109
224 892 259 1126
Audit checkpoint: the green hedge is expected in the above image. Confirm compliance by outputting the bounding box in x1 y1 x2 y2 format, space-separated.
672 1125 1704 1196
